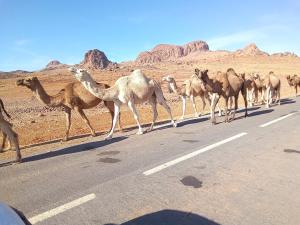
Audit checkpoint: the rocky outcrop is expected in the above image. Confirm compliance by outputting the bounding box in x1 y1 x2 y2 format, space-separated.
235 43 269 56
136 41 209 64
81 49 112 69
271 52 298 57
46 60 62 68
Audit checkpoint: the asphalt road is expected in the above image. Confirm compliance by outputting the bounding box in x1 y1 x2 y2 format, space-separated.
1 97 300 225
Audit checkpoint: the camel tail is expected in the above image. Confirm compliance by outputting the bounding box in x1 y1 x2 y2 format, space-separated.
0 99 11 118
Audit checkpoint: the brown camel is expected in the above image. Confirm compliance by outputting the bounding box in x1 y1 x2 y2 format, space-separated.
264 72 281 108
286 74 300 97
196 68 248 124
0 98 21 162
16 77 121 141
161 75 222 119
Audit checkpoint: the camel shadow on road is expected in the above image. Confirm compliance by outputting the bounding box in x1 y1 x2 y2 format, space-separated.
20 136 127 164
104 209 220 225
280 98 296 105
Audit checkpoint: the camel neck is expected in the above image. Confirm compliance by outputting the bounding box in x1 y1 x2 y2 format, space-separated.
169 81 179 94
33 81 52 105
80 79 116 101
33 80 62 106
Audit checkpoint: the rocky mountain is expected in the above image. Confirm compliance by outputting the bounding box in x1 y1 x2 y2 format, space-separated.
136 40 209 64
46 60 62 68
81 49 112 69
42 60 69 71
234 43 269 56
271 52 298 57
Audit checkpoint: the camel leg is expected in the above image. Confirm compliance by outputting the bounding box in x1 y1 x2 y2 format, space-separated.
63 107 71 142
223 97 229 123
250 88 255 106
277 87 281 105
190 95 199 117
104 100 123 132
210 93 215 119
230 95 238 121
180 96 186 120
148 98 158 132
243 90 248 117
106 102 121 140
127 100 144 135
157 97 177 128
75 107 96 137
248 89 253 107
265 87 270 108
216 103 222 117
261 89 265 104
0 124 21 162
0 132 6 152
201 95 206 116
211 94 220 124
12 132 21 163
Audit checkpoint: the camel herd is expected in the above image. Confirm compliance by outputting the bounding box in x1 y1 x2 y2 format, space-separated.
0 67 298 163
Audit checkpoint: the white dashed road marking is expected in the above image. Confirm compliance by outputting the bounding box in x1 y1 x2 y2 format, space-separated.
143 132 248 176
259 112 297 128
29 193 96 224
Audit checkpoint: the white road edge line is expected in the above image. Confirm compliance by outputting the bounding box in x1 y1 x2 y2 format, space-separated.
28 193 96 224
143 132 247 176
259 112 296 128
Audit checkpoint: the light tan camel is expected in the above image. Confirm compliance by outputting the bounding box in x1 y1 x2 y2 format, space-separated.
197 68 248 124
161 75 222 118
0 98 12 150
16 77 121 141
0 99 21 163
70 68 176 140
286 74 300 97
264 72 281 108
252 73 266 104
244 74 257 107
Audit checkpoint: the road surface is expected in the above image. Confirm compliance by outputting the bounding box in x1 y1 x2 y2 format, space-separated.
1 97 300 225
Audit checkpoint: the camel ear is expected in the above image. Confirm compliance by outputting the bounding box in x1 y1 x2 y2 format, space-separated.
195 68 200 74
203 69 208 76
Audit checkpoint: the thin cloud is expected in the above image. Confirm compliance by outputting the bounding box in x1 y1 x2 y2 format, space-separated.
15 39 30 46
207 24 290 51
207 29 266 50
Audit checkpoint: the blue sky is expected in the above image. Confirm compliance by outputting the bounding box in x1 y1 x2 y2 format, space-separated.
1 0 299 71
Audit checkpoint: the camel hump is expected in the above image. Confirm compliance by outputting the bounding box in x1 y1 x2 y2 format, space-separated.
227 68 235 73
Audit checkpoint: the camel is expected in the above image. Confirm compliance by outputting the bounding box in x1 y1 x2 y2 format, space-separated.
0 99 21 163
244 74 257 107
286 74 300 97
16 76 121 141
264 72 281 108
252 73 266 104
69 68 176 140
196 68 248 124
0 98 12 151
161 75 222 119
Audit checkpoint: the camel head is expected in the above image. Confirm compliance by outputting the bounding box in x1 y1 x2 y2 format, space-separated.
238 73 246 80
162 75 176 93
194 68 209 81
16 77 39 91
162 75 175 83
253 73 260 80
69 67 91 82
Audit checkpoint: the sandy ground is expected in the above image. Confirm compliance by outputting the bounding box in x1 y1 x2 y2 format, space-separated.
0 56 299 161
